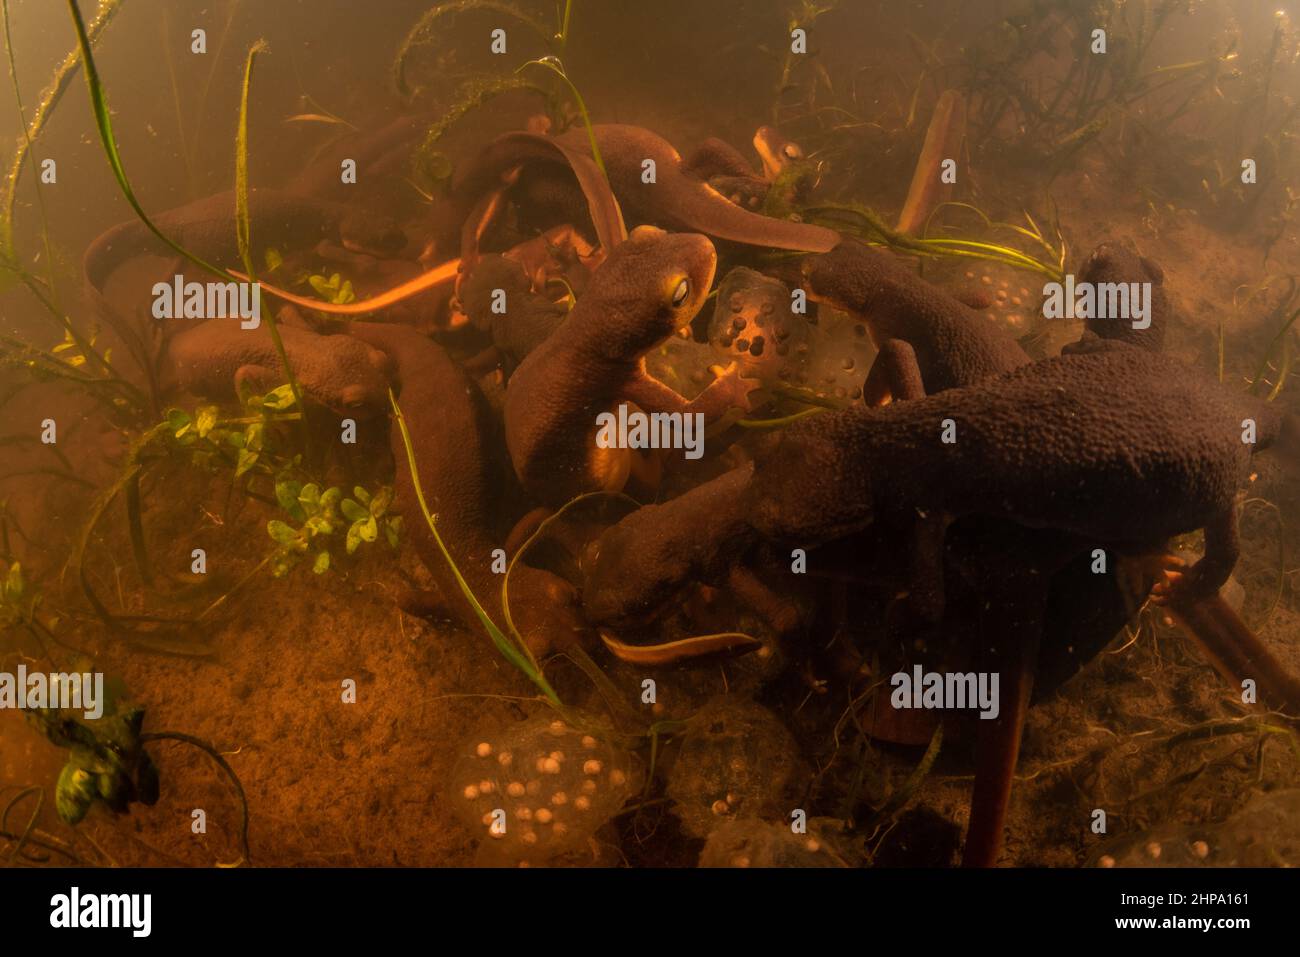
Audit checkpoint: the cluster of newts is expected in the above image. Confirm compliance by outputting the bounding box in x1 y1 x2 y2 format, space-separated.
85 116 1300 866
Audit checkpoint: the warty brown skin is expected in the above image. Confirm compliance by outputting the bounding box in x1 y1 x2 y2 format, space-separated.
83 187 405 301
349 322 588 659
162 319 394 415
749 343 1280 600
503 228 724 506
803 239 1032 399
451 124 840 253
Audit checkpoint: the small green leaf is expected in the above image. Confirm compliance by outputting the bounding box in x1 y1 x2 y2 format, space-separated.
312 551 331 574
345 522 363 555
305 514 336 537
235 448 259 478
4 562 23 601
308 274 334 298
195 405 220 438
275 479 302 513
164 408 191 436
264 247 284 272
352 486 371 507
340 498 367 523
369 486 393 517
267 520 299 545
384 518 400 549
262 384 297 411
359 514 379 543
55 763 96 825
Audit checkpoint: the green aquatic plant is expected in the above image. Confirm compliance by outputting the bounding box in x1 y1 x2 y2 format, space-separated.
394 0 560 99
233 37 308 444
266 481 401 578
771 0 841 126
0 559 32 630
390 391 562 708
408 74 554 196
28 703 251 866
164 383 301 480
66 0 229 284
1 0 122 271
0 0 141 417
801 198 1066 282
1246 286 1300 402
67 3 308 432
0 326 142 417
517 56 604 176
306 270 356 305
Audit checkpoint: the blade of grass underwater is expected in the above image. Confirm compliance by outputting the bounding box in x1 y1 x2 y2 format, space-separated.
233 39 308 454
65 0 236 285
1249 305 1300 397
1 0 120 385
234 40 267 280
390 391 562 708
2 0 122 267
393 0 553 98
518 57 606 177
501 490 637 665
2 0 57 296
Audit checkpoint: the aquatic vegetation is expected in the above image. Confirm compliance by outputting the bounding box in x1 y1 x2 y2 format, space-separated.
517 56 605 176
234 38 307 438
266 481 401 578
391 391 562 708
68 3 307 430
1243 277 1300 401
409 74 555 196
804 198 1067 281
0 0 122 271
305 271 356 305
28 704 251 866
397 1 608 201
0 0 139 418
393 0 565 100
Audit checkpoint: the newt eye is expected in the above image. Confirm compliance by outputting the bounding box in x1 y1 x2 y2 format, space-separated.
671 278 690 308
783 143 802 160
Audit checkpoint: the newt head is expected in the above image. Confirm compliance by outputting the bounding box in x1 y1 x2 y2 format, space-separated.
753 126 805 181
800 239 880 312
1076 240 1168 352
338 208 408 257
587 225 717 355
315 336 397 415
1079 241 1164 286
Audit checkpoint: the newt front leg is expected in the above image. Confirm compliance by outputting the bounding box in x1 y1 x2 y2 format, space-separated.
621 360 760 422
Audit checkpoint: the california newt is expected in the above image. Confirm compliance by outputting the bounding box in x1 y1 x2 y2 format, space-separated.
802 239 1031 401
682 126 807 211
1063 240 1169 354
162 318 395 415
748 344 1282 607
582 462 757 627
348 322 588 659
83 187 407 303
454 124 839 254
457 254 569 376
504 226 752 505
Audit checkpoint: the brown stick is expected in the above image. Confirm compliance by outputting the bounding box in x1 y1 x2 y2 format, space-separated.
1167 592 1300 716
896 90 966 236
962 640 1036 867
